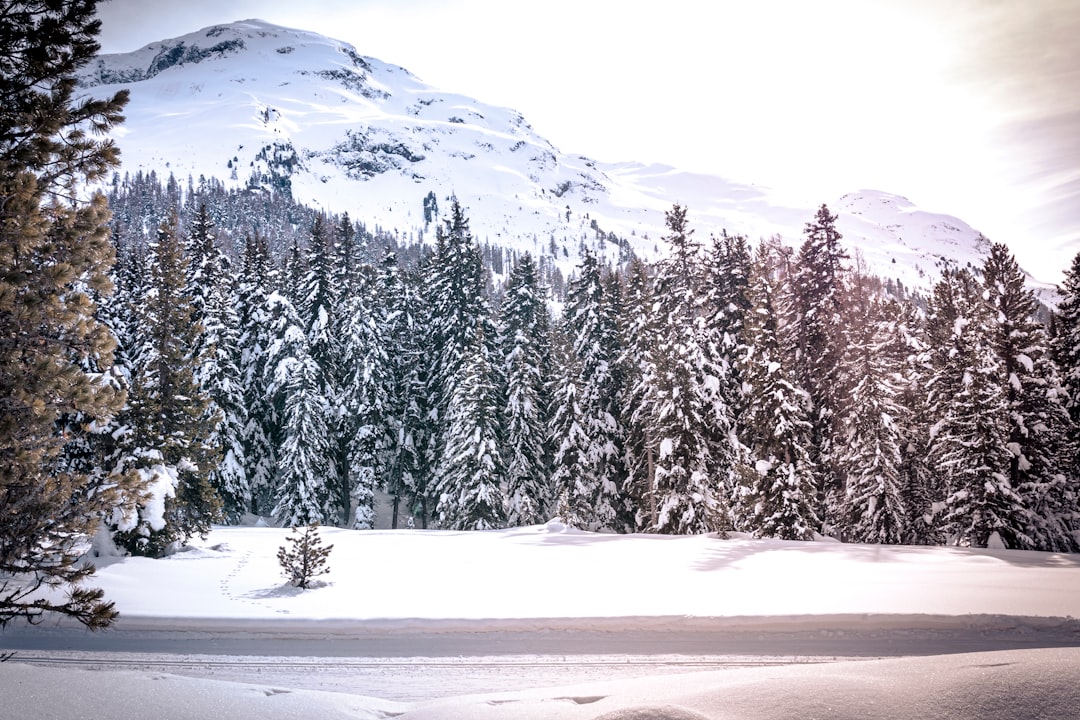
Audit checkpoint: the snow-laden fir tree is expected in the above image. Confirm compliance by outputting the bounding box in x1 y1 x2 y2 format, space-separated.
790 204 849 533
434 325 507 530
297 216 348 522
423 200 503 525
835 284 908 544
235 232 279 515
549 250 625 530
339 280 393 529
877 299 937 545
981 243 1077 551
112 211 222 557
186 204 248 521
638 205 734 535
270 311 339 526
735 242 816 540
618 257 662 530
500 253 554 526
705 230 753 417
1053 250 1080 430
376 251 428 528
926 268 1028 548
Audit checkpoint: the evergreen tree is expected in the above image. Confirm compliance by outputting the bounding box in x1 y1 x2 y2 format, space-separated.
434 326 507 530
835 292 907 544
500 253 553 526
879 299 937 544
634 205 733 534
114 211 221 556
926 268 1027 548
0 0 131 627
1053 250 1080 430
269 305 338 526
618 258 661 531
186 204 248 521
277 524 333 589
790 204 849 533
705 230 753 416
549 250 625 530
339 279 393 529
296 216 346 522
376 251 427 528
735 243 816 540
235 232 278 515
981 243 1077 551
423 200 502 525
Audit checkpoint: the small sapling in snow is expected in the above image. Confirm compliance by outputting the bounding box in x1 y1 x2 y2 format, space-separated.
277 524 333 589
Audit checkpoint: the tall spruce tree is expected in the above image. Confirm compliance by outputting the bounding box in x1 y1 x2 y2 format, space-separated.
642 205 734 534
434 325 507 530
926 268 1027 548
423 200 502 526
549 250 625 530
500 253 553 526
266 291 338 526
835 292 907 544
0 0 131 628
618 257 661 531
981 243 1077 551
791 204 849 533
735 243 816 540
113 211 221 556
234 232 280 515
376 251 427 528
186 204 248 521
1053 250 1080 430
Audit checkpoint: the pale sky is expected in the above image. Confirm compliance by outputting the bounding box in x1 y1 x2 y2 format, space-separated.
94 0 1080 284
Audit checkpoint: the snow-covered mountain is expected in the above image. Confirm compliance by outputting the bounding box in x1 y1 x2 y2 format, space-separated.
78 19 1048 294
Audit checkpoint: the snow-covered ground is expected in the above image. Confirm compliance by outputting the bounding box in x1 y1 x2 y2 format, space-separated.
3 522 1080 718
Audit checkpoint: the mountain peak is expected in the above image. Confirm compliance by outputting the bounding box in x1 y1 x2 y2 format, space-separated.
79 20 1044 293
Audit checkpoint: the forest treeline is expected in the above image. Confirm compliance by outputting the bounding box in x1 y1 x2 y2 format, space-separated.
86 172 1080 557
4 0 1080 633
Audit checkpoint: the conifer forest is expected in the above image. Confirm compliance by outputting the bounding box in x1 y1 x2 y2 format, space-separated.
3 0 1080 631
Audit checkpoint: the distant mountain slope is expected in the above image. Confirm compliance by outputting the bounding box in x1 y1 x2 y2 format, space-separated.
78 19 1049 294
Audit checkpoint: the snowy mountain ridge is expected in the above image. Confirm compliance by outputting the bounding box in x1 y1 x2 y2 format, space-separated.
78 19 1048 295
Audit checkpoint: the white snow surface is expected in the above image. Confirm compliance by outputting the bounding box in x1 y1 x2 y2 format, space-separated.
4 524 1080 718
76 19 1057 299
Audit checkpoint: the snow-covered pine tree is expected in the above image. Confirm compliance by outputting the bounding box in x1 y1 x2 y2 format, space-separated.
114 211 221 556
835 289 907 544
618 257 661 531
339 280 393 530
186 204 248 521
705 230 753 417
926 268 1029 548
1053 250 1080 430
270 310 339 527
500 253 554 526
641 205 733 535
423 200 502 525
790 204 849 533
549 250 625 530
877 299 937 545
434 325 507 530
981 243 1077 551
735 242 816 540
235 232 279 515
297 216 347 523
376 251 428 528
